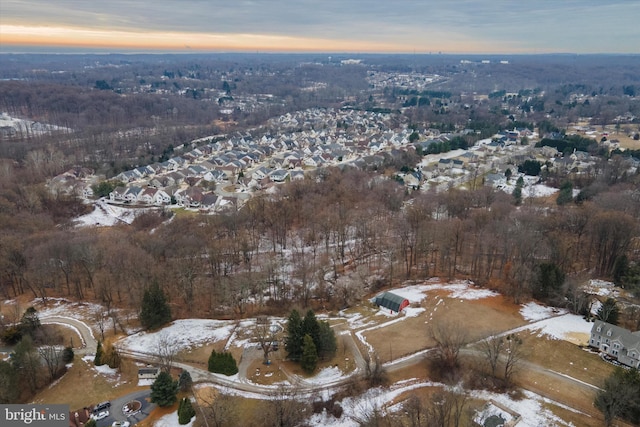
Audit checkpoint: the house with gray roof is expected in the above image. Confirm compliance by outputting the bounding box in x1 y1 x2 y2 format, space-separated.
590 320 640 368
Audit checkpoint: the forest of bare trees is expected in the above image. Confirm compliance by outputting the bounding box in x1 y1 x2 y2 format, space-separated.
1 162 638 326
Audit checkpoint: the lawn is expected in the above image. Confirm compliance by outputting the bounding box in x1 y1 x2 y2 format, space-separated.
33 355 143 410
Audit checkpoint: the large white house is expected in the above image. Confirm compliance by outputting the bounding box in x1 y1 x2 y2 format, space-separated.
589 320 640 369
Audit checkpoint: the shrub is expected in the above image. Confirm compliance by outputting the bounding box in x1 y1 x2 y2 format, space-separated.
178 397 196 425
62 346 74 363
208 350 238 376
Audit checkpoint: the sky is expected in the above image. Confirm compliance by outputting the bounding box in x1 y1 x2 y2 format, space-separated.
1 0 639 54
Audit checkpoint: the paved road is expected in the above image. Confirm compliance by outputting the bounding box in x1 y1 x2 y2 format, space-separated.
41 316 98 355
44 314 605 410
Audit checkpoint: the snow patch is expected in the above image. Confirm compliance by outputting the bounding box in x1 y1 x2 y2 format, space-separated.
118 319 235 354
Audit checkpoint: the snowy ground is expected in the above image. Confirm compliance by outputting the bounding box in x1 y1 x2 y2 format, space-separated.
519 302 592 343
118 319 236 355
496 174 559 199
73 199 150 227
153 411 194 427
581 279 619 297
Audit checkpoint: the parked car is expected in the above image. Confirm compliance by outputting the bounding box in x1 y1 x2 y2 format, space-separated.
93 401 111 413
112 422 130 427
92 410 109 420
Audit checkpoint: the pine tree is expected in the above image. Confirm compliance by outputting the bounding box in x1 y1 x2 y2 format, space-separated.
19 307 41 337
94 341 104 366
139 281 172 330
62 346 74 364
178 370 193 391
301 334 318 374
302 310 320 348
285 309 303 361
207 350 238 376
317 321 337 360
178 397 196 424
150 371 178 407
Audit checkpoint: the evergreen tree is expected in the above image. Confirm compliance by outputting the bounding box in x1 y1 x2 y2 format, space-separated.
302 310 321 348
94 341 104 366
512 177 524 205
301 334 318 374
0 360 19 403
534 262 565 301
19 307 41 337
556 181 573 205
178 370 193 391
595 367 640 426
150 371 178 407
207 350 238 376
178 397 196 425
285 309 303 361
317 321 337 360
597 298 620 325
62 347 74 364
85 420 97 427
139 282 172 330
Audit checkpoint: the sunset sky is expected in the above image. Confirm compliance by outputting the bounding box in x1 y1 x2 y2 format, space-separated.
1 0 639 54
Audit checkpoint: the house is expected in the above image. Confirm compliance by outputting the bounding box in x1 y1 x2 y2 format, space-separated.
109 186 128 202
124 186 143 203
175 186 204 208
252 166 271 181
154 189 171 205
589 320 640 369
269 169 290 182
138 187 158 204
138 367 160 380
373 292 410 313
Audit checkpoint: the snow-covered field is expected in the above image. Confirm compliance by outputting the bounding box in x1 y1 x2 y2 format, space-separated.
118 319 236 354
520 302 592 343
153 411 194 427
582 279 619 297
73 199 150 227
496 174 559 199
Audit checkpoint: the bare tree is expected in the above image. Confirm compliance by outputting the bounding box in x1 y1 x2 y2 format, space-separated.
480 335 503 377
38 343 63 382
200 391 238 427
402 394 426 427
363 351 387 387
155 331 179 372
254 317 276 365
503 334 525 386
429 321 468 372
263 384 308 427
94 310 107 342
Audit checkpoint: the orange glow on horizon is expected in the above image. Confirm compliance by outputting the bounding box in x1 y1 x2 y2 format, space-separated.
0 24 531 54
1 25 410 53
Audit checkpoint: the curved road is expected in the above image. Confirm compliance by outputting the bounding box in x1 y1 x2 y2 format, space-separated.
41 316 98 355
44 315 604 405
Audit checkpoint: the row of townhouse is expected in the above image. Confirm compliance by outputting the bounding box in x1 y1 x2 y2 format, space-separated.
109 185 224 210
590 320 640 369
109 186 171 205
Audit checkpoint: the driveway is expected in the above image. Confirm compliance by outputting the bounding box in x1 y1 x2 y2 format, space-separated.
94 389 154 427
41 316 98 355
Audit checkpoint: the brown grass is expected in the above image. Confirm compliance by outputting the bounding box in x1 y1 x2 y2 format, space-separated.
362 292 527 363
33 355 144 410
520 332 614 386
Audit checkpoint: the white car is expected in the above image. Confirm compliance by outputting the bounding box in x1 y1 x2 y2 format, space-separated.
112 422 131 427
92 410 109 420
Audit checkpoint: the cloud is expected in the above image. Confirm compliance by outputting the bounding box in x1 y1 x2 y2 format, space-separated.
1 0 639 53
